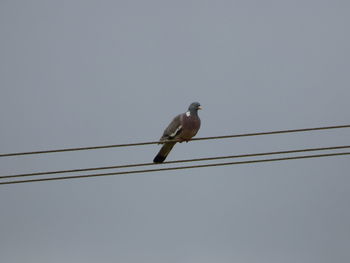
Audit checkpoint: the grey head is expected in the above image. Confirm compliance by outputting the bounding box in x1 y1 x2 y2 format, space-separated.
187 102 202 114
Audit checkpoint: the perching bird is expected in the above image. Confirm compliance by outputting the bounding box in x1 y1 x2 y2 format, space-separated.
153 102 202 163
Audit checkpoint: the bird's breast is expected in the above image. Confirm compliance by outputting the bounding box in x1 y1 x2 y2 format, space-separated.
180 115 201 140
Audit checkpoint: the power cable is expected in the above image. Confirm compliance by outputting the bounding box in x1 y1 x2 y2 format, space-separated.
1 145 349 180
1 124 349 158
1 151 349 185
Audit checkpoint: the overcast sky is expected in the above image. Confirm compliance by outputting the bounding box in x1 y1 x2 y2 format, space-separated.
1 0 349 262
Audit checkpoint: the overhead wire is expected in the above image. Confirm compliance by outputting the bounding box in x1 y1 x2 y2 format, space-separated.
1 145 350 180
1 151 349 185
1 124 350 157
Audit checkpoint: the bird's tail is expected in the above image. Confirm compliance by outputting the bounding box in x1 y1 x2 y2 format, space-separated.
153 142 176 163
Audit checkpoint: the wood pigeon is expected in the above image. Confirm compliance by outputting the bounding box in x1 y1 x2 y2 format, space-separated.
153 102 202 163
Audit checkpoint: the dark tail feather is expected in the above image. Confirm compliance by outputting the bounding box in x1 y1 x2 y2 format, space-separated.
153 142 176 163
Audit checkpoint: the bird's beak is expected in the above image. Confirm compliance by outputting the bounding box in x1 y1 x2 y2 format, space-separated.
198 106 202 110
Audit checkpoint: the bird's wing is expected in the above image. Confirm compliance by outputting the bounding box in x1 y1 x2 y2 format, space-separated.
154 114 183 163
160 114 183 141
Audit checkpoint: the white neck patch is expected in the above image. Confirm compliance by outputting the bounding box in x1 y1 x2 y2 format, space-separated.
186 111 191 117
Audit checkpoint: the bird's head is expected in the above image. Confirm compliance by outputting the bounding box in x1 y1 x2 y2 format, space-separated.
188 102 202 112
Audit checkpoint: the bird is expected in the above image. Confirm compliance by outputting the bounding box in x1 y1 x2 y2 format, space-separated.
153 102 202 163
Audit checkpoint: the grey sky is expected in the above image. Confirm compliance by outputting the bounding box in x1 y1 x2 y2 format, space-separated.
1 0 349 262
